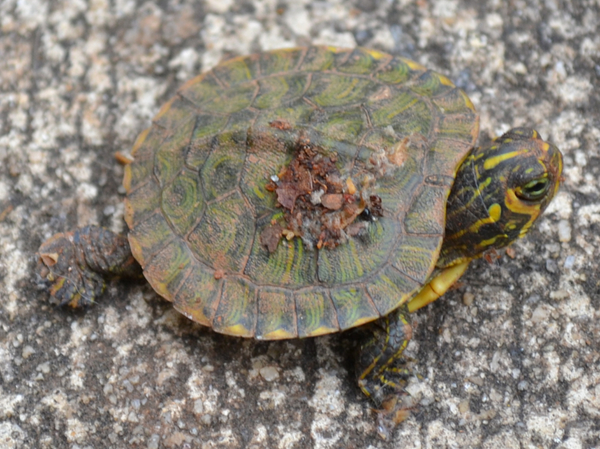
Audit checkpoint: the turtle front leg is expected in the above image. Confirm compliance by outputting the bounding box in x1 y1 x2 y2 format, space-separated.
38 226 143 307
356 303 416 439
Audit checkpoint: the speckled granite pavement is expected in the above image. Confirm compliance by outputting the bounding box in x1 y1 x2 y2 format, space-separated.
1 1 599 448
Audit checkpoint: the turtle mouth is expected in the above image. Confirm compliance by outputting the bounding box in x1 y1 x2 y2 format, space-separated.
261 136 383 252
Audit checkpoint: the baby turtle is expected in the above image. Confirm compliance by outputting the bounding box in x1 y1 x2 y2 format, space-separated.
38 46 563 437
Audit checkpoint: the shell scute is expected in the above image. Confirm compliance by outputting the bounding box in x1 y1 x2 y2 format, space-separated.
404 184 448 235
425 136 476 179
312 106 366 143
299 46 345 72
124 180 161 228
172 263 222 327
154 118 195 186
199 134 246 202
213 277 257 337
124 126 165 191
161 168 205 235
336 47 390 75
366 266 421 315
329 286 380 330
144 238 193 301
391 235 441 284
178 72 222 107
408 70 456 98
128 212 176 268
153 96 199 130
254 73 309 110
373 57 425 85
258 47 306 76
186 192 255 273
317 219 399 286
253 102 315 130
306 74 377 108
211 56 255 87
202 82 258 114
187 114 229 156
256 287 297 340
295 288 339 337
245 221 317 287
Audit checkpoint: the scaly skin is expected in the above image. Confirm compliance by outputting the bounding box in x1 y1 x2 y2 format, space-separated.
38 226 142 307
355 128 562 438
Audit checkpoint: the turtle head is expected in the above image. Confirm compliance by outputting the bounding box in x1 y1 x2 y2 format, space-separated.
439 127 563 267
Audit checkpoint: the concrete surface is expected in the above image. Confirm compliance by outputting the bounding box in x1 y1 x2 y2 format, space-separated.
1 0 599 448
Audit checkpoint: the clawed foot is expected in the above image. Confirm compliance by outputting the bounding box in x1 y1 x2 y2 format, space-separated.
38 226 142 307
355 303 419 440
38 231 106 307
373 393 417 440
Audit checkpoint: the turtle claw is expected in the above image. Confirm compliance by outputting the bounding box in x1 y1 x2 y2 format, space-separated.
374 394 417 440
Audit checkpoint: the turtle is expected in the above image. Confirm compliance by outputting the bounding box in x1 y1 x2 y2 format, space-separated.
38 46 563 437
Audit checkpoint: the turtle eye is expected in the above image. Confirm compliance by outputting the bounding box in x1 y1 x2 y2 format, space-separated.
515 177 550 201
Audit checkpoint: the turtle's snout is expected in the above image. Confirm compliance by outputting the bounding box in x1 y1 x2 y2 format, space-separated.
499 128 563 207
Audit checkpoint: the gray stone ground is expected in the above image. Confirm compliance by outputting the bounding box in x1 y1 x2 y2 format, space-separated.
1 0 599 448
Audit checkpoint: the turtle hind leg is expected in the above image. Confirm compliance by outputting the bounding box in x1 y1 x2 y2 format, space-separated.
38 226 143 307
356 303 416 440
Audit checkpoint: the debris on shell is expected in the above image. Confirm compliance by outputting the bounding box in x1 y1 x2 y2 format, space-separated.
368 195 384 218
346 221 368 237
282 229 296 240
388 137 410 166
368 133 427 176
310 188 325 205
346 178 356 195
260 223 283 253
321 194 343 210
264 138 384 252
269 119 292 130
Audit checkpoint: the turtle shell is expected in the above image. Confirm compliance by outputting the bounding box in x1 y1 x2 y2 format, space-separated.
122 46 479 340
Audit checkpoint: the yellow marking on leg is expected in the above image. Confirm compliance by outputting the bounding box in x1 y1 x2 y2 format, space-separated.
359 317 395 384
378 375 406 390
68 293 82 308
49 276 65 295
407 261 470 312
